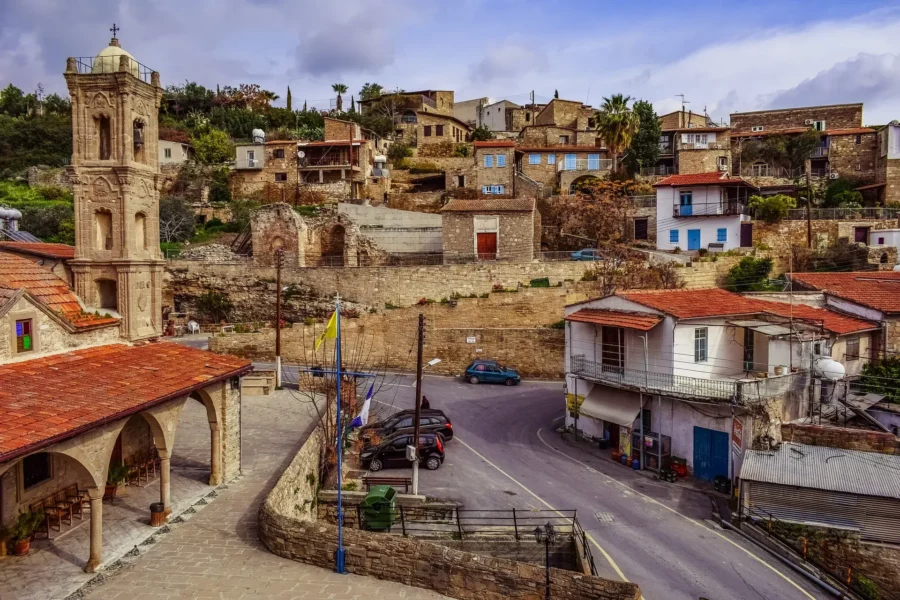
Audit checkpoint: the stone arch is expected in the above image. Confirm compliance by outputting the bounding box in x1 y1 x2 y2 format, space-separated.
881 252 889 264
91 175 115 202
91 91 112 109
94 208 113 251
92 112 113 160
322 224 345 266
569 174 601 195
134 211 148 251
172 388 223 486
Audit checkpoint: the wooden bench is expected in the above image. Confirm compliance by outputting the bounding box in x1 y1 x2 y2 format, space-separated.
363 475 412 494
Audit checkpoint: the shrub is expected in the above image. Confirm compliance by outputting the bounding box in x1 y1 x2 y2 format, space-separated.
530 277 550 288
408 160 442 174
549 319 566 329
195 290 233 322
748 194 796 223
723 256 775 292
387 141 412 164
454 144 469 157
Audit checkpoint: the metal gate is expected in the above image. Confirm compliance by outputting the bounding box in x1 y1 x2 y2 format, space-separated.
693 426 729 481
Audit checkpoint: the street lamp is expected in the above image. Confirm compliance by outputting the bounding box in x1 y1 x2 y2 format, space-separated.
533 522 558 599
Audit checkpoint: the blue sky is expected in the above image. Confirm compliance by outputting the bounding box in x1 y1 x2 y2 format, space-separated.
3 0 900 123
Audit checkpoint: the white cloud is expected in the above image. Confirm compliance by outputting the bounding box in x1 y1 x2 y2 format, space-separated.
468 40 548 83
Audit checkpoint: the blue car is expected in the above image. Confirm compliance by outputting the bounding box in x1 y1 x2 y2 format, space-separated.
571 248 600 261
464 360 521 386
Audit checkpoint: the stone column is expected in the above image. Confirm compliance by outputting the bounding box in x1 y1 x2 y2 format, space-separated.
209 422 222 486
85 488 103 572
159 449 171 517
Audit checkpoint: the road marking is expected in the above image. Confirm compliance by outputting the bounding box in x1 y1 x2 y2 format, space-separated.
535 429 816 600
452 436 636 590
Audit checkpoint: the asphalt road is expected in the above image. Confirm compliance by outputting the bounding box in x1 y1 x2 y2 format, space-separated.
269 364 828 600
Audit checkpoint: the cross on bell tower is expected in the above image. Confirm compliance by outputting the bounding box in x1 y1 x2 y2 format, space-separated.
110 23 119 38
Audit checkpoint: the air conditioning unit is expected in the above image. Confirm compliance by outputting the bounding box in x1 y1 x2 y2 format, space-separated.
829 173 839 179
751 126 764 132
718 164 728 171
805 119 815 125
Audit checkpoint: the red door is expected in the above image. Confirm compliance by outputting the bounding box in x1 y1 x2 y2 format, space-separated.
476 232 497 260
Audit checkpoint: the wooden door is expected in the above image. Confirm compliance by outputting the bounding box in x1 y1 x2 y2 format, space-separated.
476 232 497 260
740 223 753 247
634 218 648 240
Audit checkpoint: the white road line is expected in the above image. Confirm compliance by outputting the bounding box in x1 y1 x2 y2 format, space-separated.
535 428 817 600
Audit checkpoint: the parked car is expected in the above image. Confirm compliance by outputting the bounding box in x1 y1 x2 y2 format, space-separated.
464 360 521 385
571 248 600 261
360 408 453 443
360 431 445 472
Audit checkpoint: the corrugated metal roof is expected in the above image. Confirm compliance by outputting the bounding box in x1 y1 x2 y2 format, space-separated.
740 442 900 499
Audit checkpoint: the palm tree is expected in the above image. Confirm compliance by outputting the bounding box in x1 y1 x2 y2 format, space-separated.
594 94 640 172
332 83 348 113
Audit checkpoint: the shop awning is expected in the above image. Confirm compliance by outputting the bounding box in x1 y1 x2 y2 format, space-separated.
566 309 662 331
580 386 644 427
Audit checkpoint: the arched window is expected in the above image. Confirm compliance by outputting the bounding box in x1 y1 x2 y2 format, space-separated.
881 252 889 264
98 115 112 160
400 111 417 124
133 119 145 163
95 209 113 250
135 213 147 251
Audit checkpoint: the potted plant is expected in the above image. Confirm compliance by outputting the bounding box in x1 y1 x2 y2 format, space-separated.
105 462 129 499
0 524 10 558
10 511 44 556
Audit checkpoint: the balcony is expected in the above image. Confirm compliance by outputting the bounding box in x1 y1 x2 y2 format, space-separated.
570 355 803 404
810 146 829 158
235 157 263 169
679 142 727 150
557 158 613 172
673 201 745 217
640 166 675 177
658 142 673 155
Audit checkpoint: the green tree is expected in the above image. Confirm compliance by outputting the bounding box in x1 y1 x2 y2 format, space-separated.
748 194 796 223
823 177 864 208
387 141 413 167
359 83 383 101
209 167 232 204
622 100 660 176
554 89 559 99
227 197 259 231
196 290 233 323
723 256 775 292
594 94 640 172
470 124 492 141
192 128 234 164
42 94 70 116
0 113 73 173
286 85 292 111
0 84 27 117
786 129 822 172
158 195 196 243
859 357 900 403
332 83 348 112
162 81 216 118
349 95 356 114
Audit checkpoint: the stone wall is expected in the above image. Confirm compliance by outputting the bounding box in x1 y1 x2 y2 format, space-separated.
677 148 730 174
730 104 862 133
27 166 73 190
521 126 577 147
298 180 348 203
417 113 468 147
386 192 445 212
442 210 538 262
258 428 641 600
675 255 745 289
781 423 899 455
474 147 515 192
417 142 473 158
829 132 877 182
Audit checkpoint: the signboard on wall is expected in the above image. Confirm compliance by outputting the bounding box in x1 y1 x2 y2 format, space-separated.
732 416 744 456
466 336 476 344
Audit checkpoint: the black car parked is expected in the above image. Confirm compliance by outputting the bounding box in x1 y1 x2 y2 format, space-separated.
360 431 445 472
360 408 453 442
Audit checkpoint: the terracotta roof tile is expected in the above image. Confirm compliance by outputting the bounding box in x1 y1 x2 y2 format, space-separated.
0 254 118 328
441 198 535 212
0 242 75 260
474 140 516 148
789 272 900 314
653 172 753 187
0 343 252 461
565 309 662 331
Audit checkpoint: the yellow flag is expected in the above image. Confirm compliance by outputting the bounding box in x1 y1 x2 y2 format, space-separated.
315 311 337 351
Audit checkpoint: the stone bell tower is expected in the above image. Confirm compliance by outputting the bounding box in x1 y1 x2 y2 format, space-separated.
64 31 165 341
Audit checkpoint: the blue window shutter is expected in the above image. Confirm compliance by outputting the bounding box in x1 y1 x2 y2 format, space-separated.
484 154 493 168
497 154 506 167
717 228 727 242
498 185 505 194
529 153 540 165
548 153 556 164
565 154 576 170
482 186 488 194
670 230 679 243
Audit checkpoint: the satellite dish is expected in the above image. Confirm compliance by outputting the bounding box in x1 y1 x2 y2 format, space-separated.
814 357 845 381
297 150 306 158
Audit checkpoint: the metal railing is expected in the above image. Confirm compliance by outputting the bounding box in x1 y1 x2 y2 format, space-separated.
810 146 829 158
70 55 155 84
627 195 656 208
673 201 745 217
680 142 728 150
738 165 804 179
356 506 578 539
658 143 673 154
781 207 900 221
639 166 674 177
557 158 614 172
299 156 356 168
235 157 264 169
572 517 599 577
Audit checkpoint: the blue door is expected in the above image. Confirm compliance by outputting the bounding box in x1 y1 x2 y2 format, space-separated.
687 229 701 251
693 427 729 481
679 191 693 216
587 154 600 170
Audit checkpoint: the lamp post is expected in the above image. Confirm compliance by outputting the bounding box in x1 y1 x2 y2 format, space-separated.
533 522 558 599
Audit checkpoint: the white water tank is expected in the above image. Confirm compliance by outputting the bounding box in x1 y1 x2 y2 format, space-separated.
251 129 266 144
814 357 846 381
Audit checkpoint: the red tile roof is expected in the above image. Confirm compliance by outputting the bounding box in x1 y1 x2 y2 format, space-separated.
474 140 516 148
441 198 535 212
789 272 900 314
824 128 875 136
0 242 75 260
616 288 876 334
0 343 252 461
566 309 662 331
653 172 753 187
0 254 118 328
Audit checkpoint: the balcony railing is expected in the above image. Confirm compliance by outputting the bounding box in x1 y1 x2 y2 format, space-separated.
810 146 829 158
69 56 155 84
640 166 675 177
658 143 673 154
557 158 613 172
235 157 264 169
570 355 804 403
673 201 745 217
627 195 657 208
782 207 900 221
680 142 727 150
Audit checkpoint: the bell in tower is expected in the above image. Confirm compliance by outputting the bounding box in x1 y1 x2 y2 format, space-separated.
64 27 165 341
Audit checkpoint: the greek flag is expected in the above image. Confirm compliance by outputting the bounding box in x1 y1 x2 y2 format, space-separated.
350 383 374 428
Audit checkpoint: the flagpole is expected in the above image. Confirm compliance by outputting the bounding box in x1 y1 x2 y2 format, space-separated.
334 294 346 574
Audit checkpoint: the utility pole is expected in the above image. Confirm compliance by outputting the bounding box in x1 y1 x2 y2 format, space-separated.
676 95 689 127
412 313 425 495
274 248 285 388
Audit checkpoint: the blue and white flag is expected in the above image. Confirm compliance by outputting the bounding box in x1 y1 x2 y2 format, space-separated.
350 383 374 429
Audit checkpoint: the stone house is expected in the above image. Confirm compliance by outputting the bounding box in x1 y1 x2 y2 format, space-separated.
534 98 594 130
0 34 252 575
864 121 900 205
516 146 613 196
505 103 547 132
729 103 878 191
471 141 515 196
650 110 726 178
394 111 471 149
232 139 300 201
358 89 455 118
158 139 192 166
441 198 540 263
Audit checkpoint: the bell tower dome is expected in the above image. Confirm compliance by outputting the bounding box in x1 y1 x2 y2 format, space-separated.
64 29 165 341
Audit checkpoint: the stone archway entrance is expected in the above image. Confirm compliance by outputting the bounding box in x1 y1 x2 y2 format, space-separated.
322 224 345 266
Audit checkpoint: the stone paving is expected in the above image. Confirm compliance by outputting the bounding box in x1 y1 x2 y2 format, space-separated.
79 389 449 600
0 400 217 600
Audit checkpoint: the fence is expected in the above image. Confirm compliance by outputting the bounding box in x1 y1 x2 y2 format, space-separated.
69 55 155 83
355 507 578 538
557 158 614 172
782 207 900 221
743 504 899 600
639 166 674 177
627 195 656 208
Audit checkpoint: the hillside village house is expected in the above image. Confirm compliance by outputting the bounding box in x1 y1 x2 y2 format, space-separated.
441 198 539 263
651 110 727 177
563 288 877 482
516 146 613 196
453 96 493 127
654 172 757 252
0 35 251 573
158 139 192 166
867 120 900 205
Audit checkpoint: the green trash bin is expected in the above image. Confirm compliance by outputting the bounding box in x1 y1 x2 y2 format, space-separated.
360 485 397 531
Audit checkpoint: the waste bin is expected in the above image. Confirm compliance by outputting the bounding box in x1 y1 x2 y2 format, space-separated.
150 502 166 527
360 485 397 531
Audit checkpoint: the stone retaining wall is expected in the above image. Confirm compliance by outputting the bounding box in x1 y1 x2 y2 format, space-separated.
258 429 642 600
781 423 899 455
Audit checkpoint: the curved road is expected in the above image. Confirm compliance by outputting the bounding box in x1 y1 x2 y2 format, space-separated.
279 365 827 600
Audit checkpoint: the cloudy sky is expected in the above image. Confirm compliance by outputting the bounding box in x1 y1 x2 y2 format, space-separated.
3 0 900 124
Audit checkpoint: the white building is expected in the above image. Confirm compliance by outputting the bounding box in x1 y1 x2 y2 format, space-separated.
481 100 520 132
563 288 877 483
159 139 192 165
654 172 756 252
453 97 494 128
